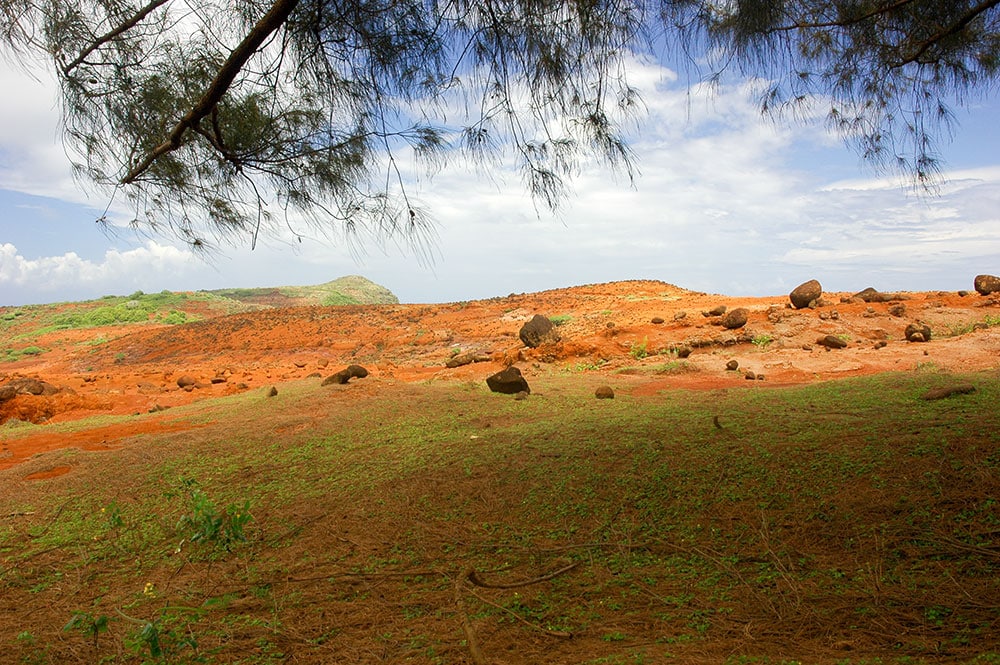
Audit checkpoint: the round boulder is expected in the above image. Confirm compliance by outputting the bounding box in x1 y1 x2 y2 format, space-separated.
519 314 559 348
974 274 1000 295
595 386 615 399
789 280 822 309
721 308 748 330
905 322 932 342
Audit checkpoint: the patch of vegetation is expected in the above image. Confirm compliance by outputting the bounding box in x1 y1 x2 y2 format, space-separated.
944 314 1000 337
2 372 999 663
629 337 649 360
2 346 45 363
751 333 773 350
549 314 573 326
320 292 360 306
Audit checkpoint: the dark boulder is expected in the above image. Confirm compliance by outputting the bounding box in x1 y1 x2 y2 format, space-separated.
176 375 197 389
595 386 615 399
974 274 1000 295
519 315 559 348
702 305 727 317
817 335 848 349
486 367 530 395
905 323 932 343
322 364 370 385
789 280 822 309
721 308 748 330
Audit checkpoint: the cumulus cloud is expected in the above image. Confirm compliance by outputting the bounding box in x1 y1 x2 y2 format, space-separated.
1 54 998 305
0 241 196 303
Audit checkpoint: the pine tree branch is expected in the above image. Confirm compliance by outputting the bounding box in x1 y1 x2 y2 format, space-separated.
121 0 300 184
61 0 172 75
893 0 1000 68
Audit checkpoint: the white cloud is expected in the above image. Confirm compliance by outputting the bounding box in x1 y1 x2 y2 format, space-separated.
0 53 998 305
0 241 195 302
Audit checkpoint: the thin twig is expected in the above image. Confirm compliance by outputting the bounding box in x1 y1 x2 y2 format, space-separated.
466 561 580 589
454 567 488 665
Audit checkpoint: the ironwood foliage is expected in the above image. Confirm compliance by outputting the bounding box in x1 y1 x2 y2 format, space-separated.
2 0 998 249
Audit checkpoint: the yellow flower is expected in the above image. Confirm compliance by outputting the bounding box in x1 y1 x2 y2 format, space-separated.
143 582 155 596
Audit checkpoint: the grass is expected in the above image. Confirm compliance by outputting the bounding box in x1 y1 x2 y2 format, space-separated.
1 372 998 663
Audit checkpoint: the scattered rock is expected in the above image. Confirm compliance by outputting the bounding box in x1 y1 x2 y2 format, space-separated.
176 375 197 389
721 308 748 329
486 366 530 395
744 370 756 380
513 390 530 401
726 360 739 371
673 311 687 321
306 372 322 378
595 386 615 399
702 305 727 317
266 386 278 397
789 280 822 309
874 341 888 349
322 364 370 385
958 290 970 297
853 287 906 303
905 323 932 343
974 274 1000 295
888 304 907 317
446 352 489 368
0 385 16 402
921 384 976 400
519 314 559 348
651 317 664 325
676 347 692 359
210 376 227 384
817 335 848 349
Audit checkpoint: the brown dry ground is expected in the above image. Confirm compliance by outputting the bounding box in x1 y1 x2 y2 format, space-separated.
2 280 999 663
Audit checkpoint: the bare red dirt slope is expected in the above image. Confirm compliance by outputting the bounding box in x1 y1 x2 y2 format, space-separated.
3 279 999 470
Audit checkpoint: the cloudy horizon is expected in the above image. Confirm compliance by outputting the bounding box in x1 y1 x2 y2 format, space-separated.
2 56 998 307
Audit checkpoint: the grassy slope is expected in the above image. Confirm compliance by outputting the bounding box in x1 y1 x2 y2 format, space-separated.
1 371 999 664
0 277 398 362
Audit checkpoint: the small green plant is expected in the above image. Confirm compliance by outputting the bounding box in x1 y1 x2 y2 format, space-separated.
549 314 572 326
175 479 252 553
64 611 110 649
751 334 773 350
629 338 649 360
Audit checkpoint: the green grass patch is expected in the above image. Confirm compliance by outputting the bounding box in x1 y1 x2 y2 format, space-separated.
2 372 998 663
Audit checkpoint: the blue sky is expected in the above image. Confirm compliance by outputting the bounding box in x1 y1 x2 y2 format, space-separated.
1 56 999 307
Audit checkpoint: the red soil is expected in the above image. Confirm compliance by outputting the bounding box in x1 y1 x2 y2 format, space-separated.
3 280 999 471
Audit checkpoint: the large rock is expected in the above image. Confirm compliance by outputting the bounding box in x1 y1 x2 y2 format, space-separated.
789 280 822 309
853 287 905 303
486 367 530 395
322 364 369 385
974 274 1000 295
721 308 748 329
595 386 615 399
905 323 932 343
817 335 848 349
519 315 559 348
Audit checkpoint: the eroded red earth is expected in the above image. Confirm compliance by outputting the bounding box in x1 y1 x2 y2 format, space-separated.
3 280 1000 471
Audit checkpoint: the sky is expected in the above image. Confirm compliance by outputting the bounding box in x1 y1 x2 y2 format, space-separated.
1 54 999 307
